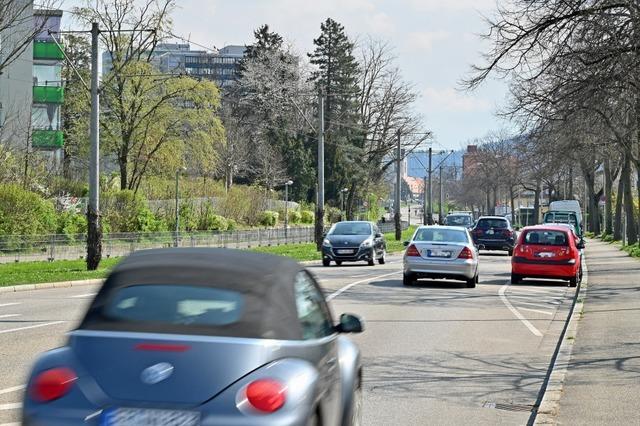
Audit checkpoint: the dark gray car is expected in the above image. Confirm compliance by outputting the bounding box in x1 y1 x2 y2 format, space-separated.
22 248 363 426
321 221 386 267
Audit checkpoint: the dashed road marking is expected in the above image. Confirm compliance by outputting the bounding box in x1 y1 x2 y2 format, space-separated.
516 301 563 309
0 321 66 335
70 293 96 298
0 403 21 411
0 303 21 308
0 314 20 319
517 307 554 316
0 385 25 395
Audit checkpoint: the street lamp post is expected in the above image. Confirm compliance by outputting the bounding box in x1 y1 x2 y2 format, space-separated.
284 180 294 241
175 167 186 247
340 188 349 220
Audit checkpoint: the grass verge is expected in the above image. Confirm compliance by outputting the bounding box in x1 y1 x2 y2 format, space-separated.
0 226 418 286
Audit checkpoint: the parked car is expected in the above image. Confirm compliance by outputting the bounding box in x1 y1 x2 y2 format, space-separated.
543 210 582 239
471 216 516 256
322 221 386 266
549 200 582 228
511 225 584 287
23 248 364 426
443 213 474 228
403 226 479 288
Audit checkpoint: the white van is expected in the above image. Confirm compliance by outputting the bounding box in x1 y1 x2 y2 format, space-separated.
548 200 582 226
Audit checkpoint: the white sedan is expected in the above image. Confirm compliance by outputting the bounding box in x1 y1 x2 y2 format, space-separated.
403 226 479 288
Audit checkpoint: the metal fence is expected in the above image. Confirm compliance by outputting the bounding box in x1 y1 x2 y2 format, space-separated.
0 221 409 264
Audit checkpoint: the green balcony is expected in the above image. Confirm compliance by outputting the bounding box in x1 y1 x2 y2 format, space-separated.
32 130 64 148
33 41 64 60
33 86 64 103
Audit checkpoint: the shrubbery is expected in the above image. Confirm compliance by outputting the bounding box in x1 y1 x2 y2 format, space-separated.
260 211 279 227
102 190 166 233
0 185 57 236
301 210 314 224
288 210 302 225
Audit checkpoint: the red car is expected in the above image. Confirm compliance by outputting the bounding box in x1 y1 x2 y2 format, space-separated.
511 225 584 286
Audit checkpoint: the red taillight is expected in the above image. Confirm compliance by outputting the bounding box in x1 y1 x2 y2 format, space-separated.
406 244 420 257
30 368 77 402
458 246 474 259
503 229 513 237
246 379 286 413
135 343 190 352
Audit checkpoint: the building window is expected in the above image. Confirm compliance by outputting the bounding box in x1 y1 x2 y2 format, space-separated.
32 104 60 130
33 64 62 86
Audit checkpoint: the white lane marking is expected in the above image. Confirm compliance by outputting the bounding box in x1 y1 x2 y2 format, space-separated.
516 301 563 309
0 422 21 426
0 321 66 335
0 314 21 319
0 385 25 395
508 287 564 294
517 307 554 316
507 295 562 304
71 293 96 298
327 271 399 300
499 283 543 337
0 303 21 308
0 403 21 411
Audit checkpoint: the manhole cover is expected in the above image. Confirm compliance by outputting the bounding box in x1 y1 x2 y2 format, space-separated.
483 401 537 412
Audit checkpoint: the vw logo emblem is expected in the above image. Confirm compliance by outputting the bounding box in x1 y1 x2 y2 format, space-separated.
141 362 174 385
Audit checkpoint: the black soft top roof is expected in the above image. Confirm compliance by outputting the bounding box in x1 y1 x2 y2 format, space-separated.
78 248 307 340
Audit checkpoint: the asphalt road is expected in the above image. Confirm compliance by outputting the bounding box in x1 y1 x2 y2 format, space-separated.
0 251 578 425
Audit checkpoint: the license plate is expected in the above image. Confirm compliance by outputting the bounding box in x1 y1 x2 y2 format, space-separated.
426 249 451 258
536 252 555 258
336 249 354 254
102 408 200 426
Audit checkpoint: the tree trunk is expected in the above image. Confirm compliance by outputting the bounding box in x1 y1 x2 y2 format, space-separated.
533 181 541 224
613 168 624 240
622 153 638 244
604 157 613 236
119 156 128 190
509 186 516 227
485 190 491 216
583 170 600 235
568 166 574 199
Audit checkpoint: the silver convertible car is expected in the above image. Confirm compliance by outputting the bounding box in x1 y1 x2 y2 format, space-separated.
23 248 364 426
403 226 479 288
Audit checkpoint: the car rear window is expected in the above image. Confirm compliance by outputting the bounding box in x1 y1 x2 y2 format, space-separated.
413 228 468 243
476 219 508 229
523 230 568 246
103 285 244 326
446 215 472 226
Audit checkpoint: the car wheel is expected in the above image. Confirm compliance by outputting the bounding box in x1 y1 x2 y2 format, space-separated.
511 273 521 284
569 271 579 287
507 249 514 256
466 275 477 288
403 273 414 286
335 260 343 266
368 259 375 266
322 259 331 267
378 250 386 265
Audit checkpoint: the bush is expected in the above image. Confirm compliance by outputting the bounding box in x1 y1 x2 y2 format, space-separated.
301 210 314 224
199 209 228 231
260 211 279 227
288 210 302 225
325 206 342 224
56 211 87 238
178 201 199 232
226 218 237 231
102 190 165 233
0 184 57 236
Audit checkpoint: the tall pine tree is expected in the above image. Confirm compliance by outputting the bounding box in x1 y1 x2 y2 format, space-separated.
308 18 363 206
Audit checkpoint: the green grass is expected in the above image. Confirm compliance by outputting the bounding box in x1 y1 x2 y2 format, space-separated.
0 226 419 286
0 257 122 286
623 243 640 258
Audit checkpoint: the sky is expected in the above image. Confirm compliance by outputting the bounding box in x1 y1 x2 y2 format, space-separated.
61 0 512 151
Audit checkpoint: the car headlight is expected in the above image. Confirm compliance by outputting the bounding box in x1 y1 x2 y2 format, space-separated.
322 239 332 247
360 238 373 248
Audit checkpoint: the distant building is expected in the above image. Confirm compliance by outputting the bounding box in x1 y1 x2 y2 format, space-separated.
462 145 479 178
102 43 246 88
0 5 64 163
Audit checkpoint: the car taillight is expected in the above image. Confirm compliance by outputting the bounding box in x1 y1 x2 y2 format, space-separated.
503 229 513 237
30 367 77 402
458 246 474 259
406 244 420 257
246 379 286 413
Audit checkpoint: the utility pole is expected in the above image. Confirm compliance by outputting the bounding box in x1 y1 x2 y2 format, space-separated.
315 92 325 250
395 129 402 240
423 176 428 225
427 147 433 225
438 165 443 224
86 22 101 270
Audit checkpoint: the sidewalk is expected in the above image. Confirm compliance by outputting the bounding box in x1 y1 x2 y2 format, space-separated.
555 239 640 425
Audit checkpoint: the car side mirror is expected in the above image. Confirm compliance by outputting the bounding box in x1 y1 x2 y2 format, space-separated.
375 232 382 238
337 313 364 333
403 241 410 247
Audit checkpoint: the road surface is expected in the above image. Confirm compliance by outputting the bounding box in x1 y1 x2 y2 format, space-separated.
0 252 577 425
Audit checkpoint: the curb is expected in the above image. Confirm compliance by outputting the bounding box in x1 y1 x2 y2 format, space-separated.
0 278 104 293
533 260 588 424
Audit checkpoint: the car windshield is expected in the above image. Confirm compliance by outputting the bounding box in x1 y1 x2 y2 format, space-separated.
330 222 371 235
524 230 569 246
476 219 508 229
104 285 244 326
446 215 472 226
413 228 468 243
545 212 578 225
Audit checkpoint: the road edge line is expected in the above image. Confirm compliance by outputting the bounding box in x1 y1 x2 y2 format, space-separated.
531 259 588 425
